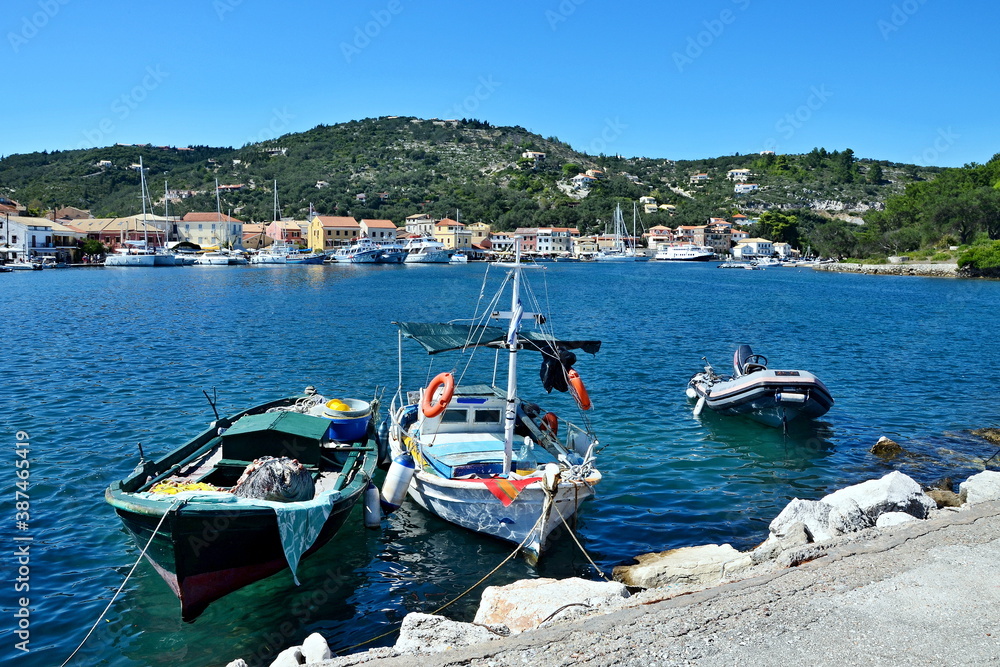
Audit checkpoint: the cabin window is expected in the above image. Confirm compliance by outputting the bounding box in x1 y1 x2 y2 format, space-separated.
474 409 501 424
441 409 468 424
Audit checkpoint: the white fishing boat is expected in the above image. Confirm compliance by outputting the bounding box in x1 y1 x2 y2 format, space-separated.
385 239 603 561
402 236 452 263
654 243 715 261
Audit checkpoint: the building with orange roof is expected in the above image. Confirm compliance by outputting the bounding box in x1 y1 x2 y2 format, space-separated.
434 218 471 251
360 219 398 243
309 215 359 252
179 212 244 248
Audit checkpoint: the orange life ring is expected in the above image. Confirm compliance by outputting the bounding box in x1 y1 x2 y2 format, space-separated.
540 412 559 436
420 372 455 418
567 369 592 411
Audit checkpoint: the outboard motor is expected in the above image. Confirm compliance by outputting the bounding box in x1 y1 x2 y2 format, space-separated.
733 344 754 377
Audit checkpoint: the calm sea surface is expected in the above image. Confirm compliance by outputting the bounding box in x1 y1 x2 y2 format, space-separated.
2 262 998 666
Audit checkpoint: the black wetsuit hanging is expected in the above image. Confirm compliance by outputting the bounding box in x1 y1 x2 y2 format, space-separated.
540 346 577 393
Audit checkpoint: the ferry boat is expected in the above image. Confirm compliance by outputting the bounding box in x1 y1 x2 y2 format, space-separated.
654 244 714 262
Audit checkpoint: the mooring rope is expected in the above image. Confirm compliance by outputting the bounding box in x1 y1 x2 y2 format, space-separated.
551 493 609 581
338 500 549 655
61 499 182 667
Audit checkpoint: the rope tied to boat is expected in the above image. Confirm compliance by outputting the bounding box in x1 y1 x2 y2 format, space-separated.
60 498 184 666
337 497 551 655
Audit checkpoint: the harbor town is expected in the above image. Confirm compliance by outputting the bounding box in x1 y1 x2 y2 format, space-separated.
5 0 1000 662
1 196 798 268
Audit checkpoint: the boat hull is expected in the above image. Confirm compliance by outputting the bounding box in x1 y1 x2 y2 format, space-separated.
689 370 833 427
286 255 325 265
105 254 156 267
108 489 362 620
404 467 598 560
404 250 451 263
104 393 376 620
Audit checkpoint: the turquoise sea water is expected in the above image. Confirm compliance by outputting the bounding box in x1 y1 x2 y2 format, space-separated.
2 262 998 666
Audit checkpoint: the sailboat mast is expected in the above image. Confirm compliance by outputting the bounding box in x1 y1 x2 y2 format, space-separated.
215 179 222 247
502 238 523 475
163 180 169 248
140 157 149 248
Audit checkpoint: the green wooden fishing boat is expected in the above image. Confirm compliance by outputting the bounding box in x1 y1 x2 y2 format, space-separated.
105 388 377 620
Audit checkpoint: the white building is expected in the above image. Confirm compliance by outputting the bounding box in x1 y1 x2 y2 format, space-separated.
733 237 773 260
734 183 759 194
727 169 752 182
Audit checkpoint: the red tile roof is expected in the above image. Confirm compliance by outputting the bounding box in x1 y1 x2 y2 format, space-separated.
313 216 359 228
361 219 397 229
182 212 243 223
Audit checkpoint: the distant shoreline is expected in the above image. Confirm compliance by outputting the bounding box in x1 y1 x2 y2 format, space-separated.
813 262 959 278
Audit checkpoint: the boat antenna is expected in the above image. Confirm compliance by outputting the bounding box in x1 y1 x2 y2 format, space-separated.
203 387 220 420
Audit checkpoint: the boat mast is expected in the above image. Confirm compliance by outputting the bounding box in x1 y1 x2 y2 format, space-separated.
215 179 222 248
140 156 149 249
501 237 524 475
163 180 169 248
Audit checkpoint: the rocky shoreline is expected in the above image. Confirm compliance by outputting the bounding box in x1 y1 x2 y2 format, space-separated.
224 445 1000 667
812 262 959 277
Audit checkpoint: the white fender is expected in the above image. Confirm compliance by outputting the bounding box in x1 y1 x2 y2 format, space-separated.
364 482 382 529
380 454 416 513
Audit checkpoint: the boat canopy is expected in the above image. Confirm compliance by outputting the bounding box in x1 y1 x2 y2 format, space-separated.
394 322 601 356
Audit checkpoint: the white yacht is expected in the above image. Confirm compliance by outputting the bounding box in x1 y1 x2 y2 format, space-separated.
402 237 452 263
654 244 715 261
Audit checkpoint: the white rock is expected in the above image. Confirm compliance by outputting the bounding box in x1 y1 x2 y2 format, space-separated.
474 577 629 632
395 612 504 654
769 498 834 542
828 496 874 536
300 632 331 662
959 471 1000 505
269 645 303 667
822 471 935 522
612 544 743 590
226 661 248 667
876 512 919 528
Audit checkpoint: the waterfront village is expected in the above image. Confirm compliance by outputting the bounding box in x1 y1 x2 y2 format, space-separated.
0 161 796 266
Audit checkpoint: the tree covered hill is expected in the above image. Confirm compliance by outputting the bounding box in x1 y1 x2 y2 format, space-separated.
0 116 950 246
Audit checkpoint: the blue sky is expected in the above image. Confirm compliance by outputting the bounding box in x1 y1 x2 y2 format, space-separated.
3 0 997 167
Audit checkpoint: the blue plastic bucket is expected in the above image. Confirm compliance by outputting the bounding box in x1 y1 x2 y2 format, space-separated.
323 398 371 441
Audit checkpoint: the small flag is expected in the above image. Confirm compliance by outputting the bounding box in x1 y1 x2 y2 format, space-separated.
479 476 541 507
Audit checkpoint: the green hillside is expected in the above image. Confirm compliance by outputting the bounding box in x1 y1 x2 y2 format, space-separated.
1 115 978 258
